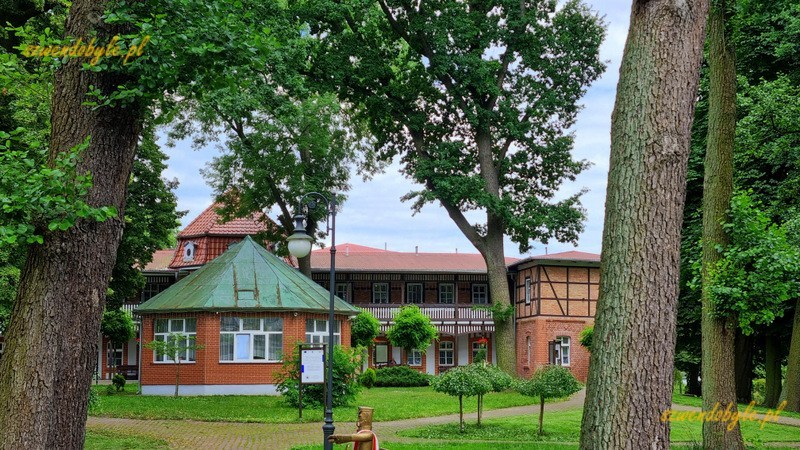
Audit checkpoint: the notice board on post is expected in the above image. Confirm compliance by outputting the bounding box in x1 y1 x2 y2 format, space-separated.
298 344 326 418
301 347 325 384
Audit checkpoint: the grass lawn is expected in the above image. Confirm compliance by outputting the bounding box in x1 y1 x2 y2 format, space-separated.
399 409 800 445
85 429 168 449
672 392 800 420
90 383 548 423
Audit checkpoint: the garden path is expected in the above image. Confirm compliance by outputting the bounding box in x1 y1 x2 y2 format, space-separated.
86 389 800 449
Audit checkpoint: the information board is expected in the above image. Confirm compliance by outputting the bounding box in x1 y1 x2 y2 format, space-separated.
300 349 325 384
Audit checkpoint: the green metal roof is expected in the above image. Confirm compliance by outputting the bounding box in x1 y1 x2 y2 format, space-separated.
136 236 359 315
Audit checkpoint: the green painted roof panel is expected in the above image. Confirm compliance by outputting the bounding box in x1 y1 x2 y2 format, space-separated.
137 236 359 315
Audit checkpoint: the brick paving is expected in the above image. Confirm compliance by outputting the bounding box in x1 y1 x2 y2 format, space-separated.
86 389 800 449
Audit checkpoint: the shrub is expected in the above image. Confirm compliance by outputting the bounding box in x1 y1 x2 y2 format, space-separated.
88 388 100 411
374 365 431 387
579 325 593 351
277 344 362 408
517 364 581 435
112 374 126 392
359 368 377 388
351 310 380 348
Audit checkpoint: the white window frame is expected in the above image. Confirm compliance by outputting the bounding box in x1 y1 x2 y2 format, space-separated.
183 242 196 262
219 317 283 363
305 319 341 346
525 277 531 305
335 282 351 302
472 284 488 304
407 348 422 366
406 283 424 304
557 336 571 366
438 283 455 304
372 283 389 304
153 318 197 363
439 341 454 366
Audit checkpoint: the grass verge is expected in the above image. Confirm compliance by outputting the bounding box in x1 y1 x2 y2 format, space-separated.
85 429 168 449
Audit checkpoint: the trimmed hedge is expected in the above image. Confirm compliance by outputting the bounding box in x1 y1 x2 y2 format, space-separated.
374 365 431 387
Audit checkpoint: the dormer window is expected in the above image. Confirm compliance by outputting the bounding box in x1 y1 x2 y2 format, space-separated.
183 242 196 262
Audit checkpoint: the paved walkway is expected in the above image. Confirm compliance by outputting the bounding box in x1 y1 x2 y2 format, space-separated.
86 389 800 449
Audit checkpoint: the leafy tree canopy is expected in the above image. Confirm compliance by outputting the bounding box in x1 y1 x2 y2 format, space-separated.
386 305 438 353
517 364 581 400
100 309 135 346
351 309 380 348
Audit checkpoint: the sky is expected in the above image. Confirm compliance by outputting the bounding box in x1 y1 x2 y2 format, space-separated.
160 1 632 259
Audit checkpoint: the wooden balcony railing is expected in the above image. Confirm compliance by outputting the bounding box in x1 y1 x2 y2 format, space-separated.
360 304 493 322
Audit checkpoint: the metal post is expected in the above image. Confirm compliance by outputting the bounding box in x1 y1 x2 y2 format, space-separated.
323 199 337 450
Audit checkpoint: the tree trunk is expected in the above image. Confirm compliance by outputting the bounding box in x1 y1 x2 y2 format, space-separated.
686 364 702 397
175 359 181 398
298 254 312 277
459 395 464 432
700 0 744 449
0 1 143 447
734 331 754 404
477 394 482 426
578 1 709 449
538 396 545 435
785 299 800 412
763 335 782 408
701 2 743 448
485 223 515 374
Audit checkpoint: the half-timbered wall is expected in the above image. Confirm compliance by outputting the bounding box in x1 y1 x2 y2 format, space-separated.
515 264 600 319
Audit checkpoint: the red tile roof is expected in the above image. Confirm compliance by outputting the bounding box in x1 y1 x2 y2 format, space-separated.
143 249 177 271
178 203 272 238
311 244 518 273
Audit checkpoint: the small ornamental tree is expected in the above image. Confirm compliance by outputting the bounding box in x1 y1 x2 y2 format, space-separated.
431 365 491 432
517 365 581 435
579 326 593 352
386 305 438 355
351 309 380 348
144 333 204 397
101 309 136 348
472 364 513 426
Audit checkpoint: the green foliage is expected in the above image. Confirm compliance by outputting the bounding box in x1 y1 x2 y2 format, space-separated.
696 193 800 334
359 368 376 389
111 374 126 392
0 245 24 332
87 387 100 412
276 344 362 408
100 309 136 346
386 305 438 353
431 365 492 399
0 130 117 246
107 124 183 308
350 310 380 348
374 365 431 387
579 326 593 351
517 365 581 401
473 364 514 394
300 0 606 253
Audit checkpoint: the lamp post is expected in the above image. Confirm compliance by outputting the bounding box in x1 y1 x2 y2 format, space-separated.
286 192 337 450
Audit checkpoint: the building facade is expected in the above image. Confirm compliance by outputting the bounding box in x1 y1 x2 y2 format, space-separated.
106 204 601 389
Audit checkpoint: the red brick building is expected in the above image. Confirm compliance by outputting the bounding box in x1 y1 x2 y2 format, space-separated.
135 236 358 395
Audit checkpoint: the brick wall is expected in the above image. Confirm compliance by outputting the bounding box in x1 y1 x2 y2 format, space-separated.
515 316 593 382
140 311 352 388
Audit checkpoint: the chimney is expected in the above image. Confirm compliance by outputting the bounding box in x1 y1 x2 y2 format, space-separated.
415 246 418 255
455 248 458 254
346 244 349 256
545 246 548 255
384 242 387 251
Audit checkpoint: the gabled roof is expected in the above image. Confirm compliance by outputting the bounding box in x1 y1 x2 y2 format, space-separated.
508 250 601 269
137 236 359 315
178 203 271 238
142 249 177 272
311 245 518 273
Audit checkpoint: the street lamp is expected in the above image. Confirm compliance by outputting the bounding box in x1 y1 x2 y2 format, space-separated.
286 192 337 450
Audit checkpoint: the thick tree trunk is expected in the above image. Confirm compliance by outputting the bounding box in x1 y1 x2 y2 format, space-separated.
734 331 754 404
0 0 143 447
764 335 782 408
485 228 514 374
686 364 702 397
701 2 743 448
298 254 312 277
785 299 800 412
578 1 709 449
